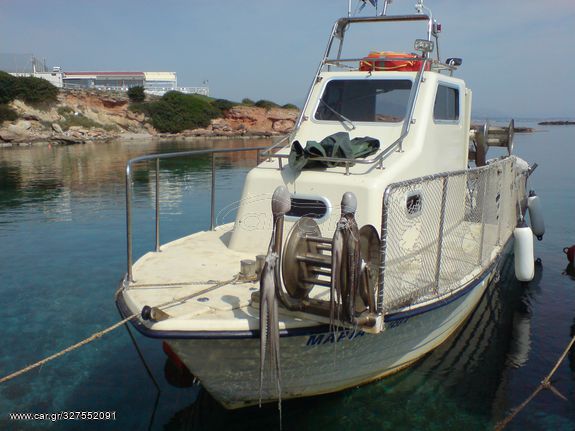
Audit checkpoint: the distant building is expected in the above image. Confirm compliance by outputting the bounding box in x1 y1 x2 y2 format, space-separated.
2 54 208 96
6 56 64 87
11 66 63 88
143 72 177 94
62 71 147 90
61 70 208 96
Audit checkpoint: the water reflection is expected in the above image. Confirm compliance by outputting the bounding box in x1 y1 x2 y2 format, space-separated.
0 160 64 210
505 261 542 368
0 138 271 225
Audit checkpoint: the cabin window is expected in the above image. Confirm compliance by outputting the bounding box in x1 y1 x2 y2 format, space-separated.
433 84 459 121
315 79 412 123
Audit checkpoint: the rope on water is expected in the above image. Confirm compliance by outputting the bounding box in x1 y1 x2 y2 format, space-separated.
495 333 575 430
0 315 137 384
0 276 238 385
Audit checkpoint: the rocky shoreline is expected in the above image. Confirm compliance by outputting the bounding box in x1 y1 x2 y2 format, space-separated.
0 89 298 147
538 120 575 126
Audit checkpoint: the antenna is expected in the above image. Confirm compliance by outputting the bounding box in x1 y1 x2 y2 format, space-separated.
382 0 393 16
349 0 379 17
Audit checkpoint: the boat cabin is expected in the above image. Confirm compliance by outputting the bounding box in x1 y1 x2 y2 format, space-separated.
229 14 471 254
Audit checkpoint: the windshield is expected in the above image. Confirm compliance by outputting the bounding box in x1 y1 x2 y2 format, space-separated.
315 79 412 123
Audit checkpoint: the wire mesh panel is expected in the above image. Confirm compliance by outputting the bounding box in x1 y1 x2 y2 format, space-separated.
379 157 526 313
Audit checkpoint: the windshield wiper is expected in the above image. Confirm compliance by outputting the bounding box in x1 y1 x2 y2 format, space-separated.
319 99 356 130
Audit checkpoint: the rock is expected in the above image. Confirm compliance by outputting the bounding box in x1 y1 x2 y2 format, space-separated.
211 118 229 131
52 123 63 134
0 128 46 143
14 120 32 131
52 134 84 145
144 123 157 135
10 100 60 122
185 128 212 137
126 111 145 122
0 130 21 142
267 108 298 122
0 122 36 142
101 98 128 109
273 119 295 133
224 106 273 133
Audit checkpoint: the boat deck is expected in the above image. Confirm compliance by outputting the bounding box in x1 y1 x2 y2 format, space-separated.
122 218 503 333
123 224 326 332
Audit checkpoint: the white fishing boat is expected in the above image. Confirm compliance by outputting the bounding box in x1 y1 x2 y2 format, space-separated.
116 1 543 409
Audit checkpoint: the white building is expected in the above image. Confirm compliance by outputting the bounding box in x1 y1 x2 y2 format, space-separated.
10 66 64 88
7 60 208 96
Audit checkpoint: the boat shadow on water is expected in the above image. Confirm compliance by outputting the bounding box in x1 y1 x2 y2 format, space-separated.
157 256 542 431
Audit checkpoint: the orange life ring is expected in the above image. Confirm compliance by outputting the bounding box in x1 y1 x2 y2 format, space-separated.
359 51 430 72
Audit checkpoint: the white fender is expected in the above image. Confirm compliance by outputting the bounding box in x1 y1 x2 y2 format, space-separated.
514 224 534 282
527 191 545 240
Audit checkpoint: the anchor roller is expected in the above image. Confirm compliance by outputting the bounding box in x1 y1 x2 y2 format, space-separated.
471 119 515 166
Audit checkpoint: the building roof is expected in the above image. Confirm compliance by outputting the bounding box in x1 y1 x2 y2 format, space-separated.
143 71 176 81
64 71 145 77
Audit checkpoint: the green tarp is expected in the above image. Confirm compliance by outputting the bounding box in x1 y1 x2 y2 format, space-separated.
288 132 380 171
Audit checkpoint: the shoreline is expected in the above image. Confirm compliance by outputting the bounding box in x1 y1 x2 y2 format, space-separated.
1 126 537 149
0 132 280 148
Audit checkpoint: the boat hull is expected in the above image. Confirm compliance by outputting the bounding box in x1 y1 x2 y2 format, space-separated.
166 262 500 409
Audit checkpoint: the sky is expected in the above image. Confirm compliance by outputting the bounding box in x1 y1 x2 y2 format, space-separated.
0 0 574 118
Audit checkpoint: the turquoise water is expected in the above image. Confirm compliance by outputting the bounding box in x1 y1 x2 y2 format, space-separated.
0 128 574 430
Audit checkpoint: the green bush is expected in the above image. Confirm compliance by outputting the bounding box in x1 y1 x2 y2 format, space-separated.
127 86 145 103
128 102 147 114
0 70 58 106
241 98 255 106
0 71 18 104
0 104 18 123
212 98 237 113
255 99 280 110
282 103 299 110
145 91 221 133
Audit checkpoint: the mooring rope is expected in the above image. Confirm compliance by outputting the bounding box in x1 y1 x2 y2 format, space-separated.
0 277 238 385
495 333 575 430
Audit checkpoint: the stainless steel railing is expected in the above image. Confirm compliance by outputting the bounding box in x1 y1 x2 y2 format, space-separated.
125 146 268 282
377 157 527 313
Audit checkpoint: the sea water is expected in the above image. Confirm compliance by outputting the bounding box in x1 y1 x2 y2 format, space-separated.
0 127 573 430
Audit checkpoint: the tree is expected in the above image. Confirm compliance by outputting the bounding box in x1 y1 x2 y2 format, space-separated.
127 86 146 103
